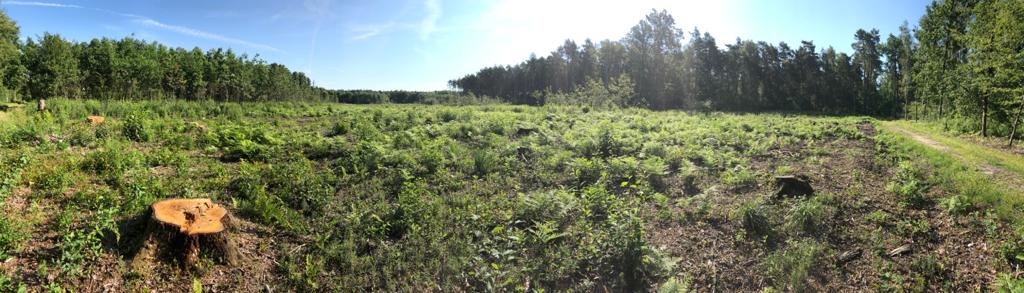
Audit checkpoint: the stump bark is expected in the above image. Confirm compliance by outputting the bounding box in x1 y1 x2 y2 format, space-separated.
773 175 814 199
131 199 240 271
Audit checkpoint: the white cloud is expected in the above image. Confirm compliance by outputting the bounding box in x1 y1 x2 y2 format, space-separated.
2 1 81 8
3 1 284 54
350 23 392 41
420 0 441 40
302 0 332 75
346 0 443 41
135 18 283 53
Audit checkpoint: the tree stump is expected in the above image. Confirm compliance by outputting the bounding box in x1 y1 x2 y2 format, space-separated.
131 199 240 271
36 98 45 112
86 115 105 126
773 175 814 199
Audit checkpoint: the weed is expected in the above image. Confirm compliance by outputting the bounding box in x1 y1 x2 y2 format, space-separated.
734 198 772 240
761 239 823 292
81 142 142 184
57 206 119 274
658 275 693 293
0 152 30 200
721 165 756 188
0 215 30 260
886 160 928 207
472 149 501 176
865 210 891 227
785 198 824 236
939 194 973 215
993 273 1024 292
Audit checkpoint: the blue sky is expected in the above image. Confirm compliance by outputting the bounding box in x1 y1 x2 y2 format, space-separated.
3 0 930 91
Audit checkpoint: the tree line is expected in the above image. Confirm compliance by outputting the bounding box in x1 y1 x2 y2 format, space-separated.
0 10 326 102
449 10 910 115
0 10 477 105
451 0 1024 139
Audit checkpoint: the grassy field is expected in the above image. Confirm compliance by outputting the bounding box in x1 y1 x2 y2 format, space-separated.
1 99 1023 291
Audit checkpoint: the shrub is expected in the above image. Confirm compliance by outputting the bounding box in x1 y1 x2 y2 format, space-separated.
886 160 928 207
416 144 446 175
329 121 351 136
582 185 619 222
332 141 385 176
515 190 578 224
571 157 604 188
605 156 640 186
263 157 335 214
734 198 772 240
81 143 142 184
379 180 437 239
118 174 166 216
33 164 74 196
123 114 152 142
209 125 282 161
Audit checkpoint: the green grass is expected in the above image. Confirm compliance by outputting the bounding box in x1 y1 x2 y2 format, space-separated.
888 120 1024 178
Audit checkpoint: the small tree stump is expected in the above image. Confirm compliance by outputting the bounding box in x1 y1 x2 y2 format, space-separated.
773 175 814 199
86 115 105 126
37 98 45 112
131 199 240 271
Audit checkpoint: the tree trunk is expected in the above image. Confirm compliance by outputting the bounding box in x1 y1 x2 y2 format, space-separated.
982 93 989 137
1009 97 1024 147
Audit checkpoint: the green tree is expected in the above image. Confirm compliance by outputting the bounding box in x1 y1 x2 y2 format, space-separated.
967 0 1024 137
0 9 24 101
25 33 81 99
852 29 882 114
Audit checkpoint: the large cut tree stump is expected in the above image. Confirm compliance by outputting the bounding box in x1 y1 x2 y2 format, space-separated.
131 199 240 271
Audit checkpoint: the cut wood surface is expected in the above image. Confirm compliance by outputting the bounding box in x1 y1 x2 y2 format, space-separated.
152 198 228 235
86 115 104 125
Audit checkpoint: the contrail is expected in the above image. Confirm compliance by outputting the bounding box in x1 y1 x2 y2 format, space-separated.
1 1 284 54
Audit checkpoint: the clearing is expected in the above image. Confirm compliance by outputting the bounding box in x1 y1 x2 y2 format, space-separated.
1 100 1023 292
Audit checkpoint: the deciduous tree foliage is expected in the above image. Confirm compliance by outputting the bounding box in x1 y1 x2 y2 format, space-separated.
450 9 892 115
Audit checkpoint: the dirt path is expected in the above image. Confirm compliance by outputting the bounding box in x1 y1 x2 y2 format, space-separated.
884 124 1024 193
887 126 949 152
